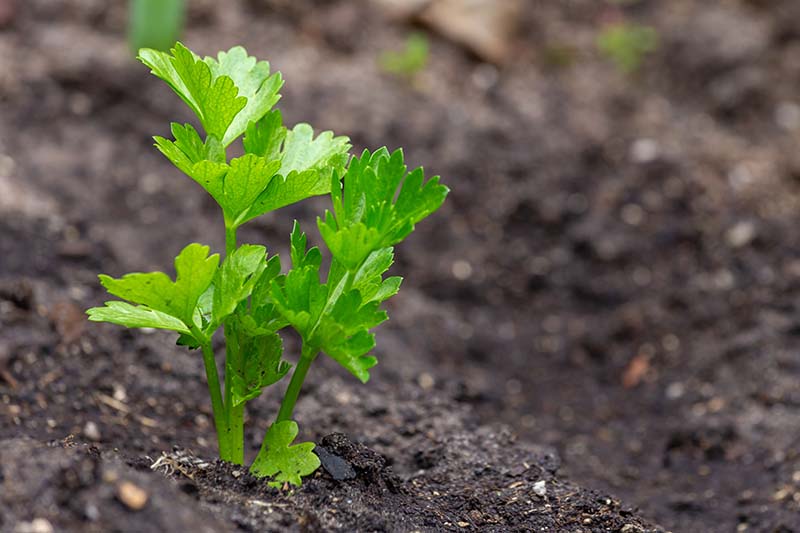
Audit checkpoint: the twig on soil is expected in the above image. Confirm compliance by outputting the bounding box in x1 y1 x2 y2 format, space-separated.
37 369 61 388
0 367 18 388
0 343 18 388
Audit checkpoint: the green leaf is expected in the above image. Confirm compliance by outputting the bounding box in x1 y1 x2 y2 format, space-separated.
250 421 320 487
270 265 327 338
154 122 224 170
325 330 378 383
86 301 190 334
243 109 286 160
317 216 379 272
230 333 290 407
242 123 351 223
315 291 385 383
351 247 403 304
278 124 350 178
267 223 328 338
203 46 283 146
139 43 282 146
271 224 387 382
211 244 268 327
250 254 283 308
154 137 283 227
143 43 350 225
318 148 448 271
97 243 219 326
314 300 387 383
289 221 321 271
139 43 246 142
221 154 282 226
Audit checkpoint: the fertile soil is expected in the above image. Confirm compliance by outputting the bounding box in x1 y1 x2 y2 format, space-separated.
2 1 800 532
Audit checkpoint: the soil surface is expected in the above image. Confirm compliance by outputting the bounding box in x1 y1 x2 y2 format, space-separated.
2 1 800 532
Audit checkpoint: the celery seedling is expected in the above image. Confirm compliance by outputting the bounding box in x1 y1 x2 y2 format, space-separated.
87 43 448 487
378 33 430 79
597 22 658 74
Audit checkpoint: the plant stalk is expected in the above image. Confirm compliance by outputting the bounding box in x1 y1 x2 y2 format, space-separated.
276 344 318 423
192 328 230 460
222 223 245 464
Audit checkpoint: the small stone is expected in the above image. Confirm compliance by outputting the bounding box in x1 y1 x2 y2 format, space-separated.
711 269 735 290
457 521 470 528
112 384 128 402
630 138 659 163
83 421 101 442
418 372 435 390
315 445 356 481
620 204 645 226
726 221 756 248
14 519 54 533
773 487 791 501
666 382 685 400
117 481 149 511
231 470 242 478
84 503 100 521
533 480 547 497
314 446 356 481
451 259 473 280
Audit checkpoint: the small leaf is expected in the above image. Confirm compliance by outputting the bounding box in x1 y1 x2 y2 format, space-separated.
241 124 351 222
212 244 268 326
278 124 349 178
324 329 378 383
154 123 227 192
289 221 321 271
221 154 281 226
204 46 284 146
250 421 320 487
87 301 190 334
139 43 246 141
98 243 219 326
230 333 290 407
243 109 286 160
270 266 327 338
139 43 282 146
318 148 448 271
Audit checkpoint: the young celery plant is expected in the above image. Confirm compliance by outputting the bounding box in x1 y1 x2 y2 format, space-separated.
87 42 447 487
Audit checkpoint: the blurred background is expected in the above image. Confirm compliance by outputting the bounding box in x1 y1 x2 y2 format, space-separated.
1 0 800 531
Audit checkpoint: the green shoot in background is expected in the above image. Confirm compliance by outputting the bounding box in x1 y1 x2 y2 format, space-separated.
378 33 430 79
597 22 658 74
87 42 448 487
128 0 185 54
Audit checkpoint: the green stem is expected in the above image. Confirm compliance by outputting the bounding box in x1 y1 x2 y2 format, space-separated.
276 343 318 423
222 223 245 464
191 327 230 459
225 224 237 257
342 269 355 294
223 327 244 464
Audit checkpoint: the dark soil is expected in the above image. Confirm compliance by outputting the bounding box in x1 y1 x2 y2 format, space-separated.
1 379 660 532
2 0 800 531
